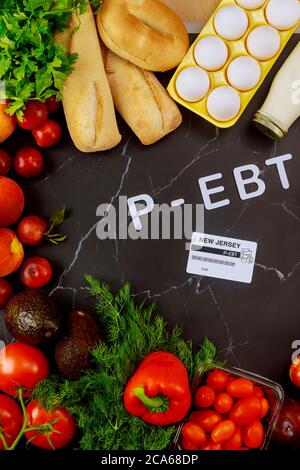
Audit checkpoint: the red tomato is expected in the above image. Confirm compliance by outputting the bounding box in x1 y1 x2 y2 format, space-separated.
181 422 206 446
25 401 76 450
253 385 264 398
290 356 300 388
211 420 236 444
260 398 269 419
227 378 254 398
0 278 13 308
0 228 24 277
181 439 200 451
13 148 44 178
206 370 230 393
214 392 234 414
189 410 222 432
17 215 47 246
223 427 243 450
45 97 61 114
230 396 262 426
17 101 48 131
194 386 215 409
32 120 62 148
0 394 22 449
201 438 223 450
243 420 265 449
0 176 24 227
20 257 52 288
0 149 11 175
0 343 49 397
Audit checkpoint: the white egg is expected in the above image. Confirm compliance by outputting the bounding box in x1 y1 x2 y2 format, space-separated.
236 0 266 9
214 5 249 40
194 36 229 71
227 56 261 91
247 25 281 60
266 0 300 30
207 86 241 121
175 67 210 102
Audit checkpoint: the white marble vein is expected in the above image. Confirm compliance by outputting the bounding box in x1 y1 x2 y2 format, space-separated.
49 157 132 297
153 127 220 197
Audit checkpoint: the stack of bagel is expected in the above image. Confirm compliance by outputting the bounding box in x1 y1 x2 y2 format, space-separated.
60 0 189 152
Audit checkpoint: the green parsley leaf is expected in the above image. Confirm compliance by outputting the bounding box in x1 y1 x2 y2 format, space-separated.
0 0 96 116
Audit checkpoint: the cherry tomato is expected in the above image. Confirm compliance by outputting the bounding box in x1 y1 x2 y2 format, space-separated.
20 256 52 288
243 420 264 449
0 343 49 397
253 385 264 398
207 370 230 393
13 148 44 178
0 278 13 308
17 101 48 131
0 149 11 176
17 215 47 246
260 398 269 419
181 422 206 446
223 427 243 450
32 119 62 148
214 392 234 414
45 97 61 114
227 378 254 398
25 401 76 450
194 386 215 409
201 438 223 450
189 410 222 433
211 420 236 444
230 396 262 426
290 356 300 388
181 439 200 451
0 394 23 449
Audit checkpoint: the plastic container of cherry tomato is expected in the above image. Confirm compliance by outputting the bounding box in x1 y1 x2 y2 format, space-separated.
173 366 284 451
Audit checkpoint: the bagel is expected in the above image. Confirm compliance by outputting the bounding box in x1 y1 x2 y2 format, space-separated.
104 48 182 145
97 0 189 72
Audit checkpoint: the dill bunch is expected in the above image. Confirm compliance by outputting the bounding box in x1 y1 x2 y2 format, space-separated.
34 276 219 450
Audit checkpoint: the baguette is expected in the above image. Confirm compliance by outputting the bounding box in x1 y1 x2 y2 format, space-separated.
104 49 182 145
97 0 189 72
59 5 121 153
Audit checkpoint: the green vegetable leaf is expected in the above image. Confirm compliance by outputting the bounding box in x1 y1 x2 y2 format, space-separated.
0 0 100 114
48 206 66 230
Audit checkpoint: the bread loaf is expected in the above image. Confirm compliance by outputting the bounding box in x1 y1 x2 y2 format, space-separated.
60 5 121 153
104 49 182 145
97 0 189 72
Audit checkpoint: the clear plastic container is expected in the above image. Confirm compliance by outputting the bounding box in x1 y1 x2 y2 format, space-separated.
173 366 284 450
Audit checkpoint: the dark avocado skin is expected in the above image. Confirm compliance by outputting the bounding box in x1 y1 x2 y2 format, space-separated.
55 310 103 380
5 291 62 345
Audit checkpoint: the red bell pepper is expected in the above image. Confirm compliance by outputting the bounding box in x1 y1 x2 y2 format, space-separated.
124 351 191 426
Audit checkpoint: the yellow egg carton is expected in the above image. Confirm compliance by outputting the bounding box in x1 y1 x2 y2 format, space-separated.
167 0 300 128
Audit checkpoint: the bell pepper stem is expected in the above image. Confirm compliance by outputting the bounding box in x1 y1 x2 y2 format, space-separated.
132 386 169 413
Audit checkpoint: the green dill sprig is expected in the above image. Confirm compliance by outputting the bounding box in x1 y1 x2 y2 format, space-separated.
34 277 220 450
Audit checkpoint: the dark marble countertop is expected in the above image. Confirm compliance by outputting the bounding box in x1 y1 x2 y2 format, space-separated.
1 36 300 400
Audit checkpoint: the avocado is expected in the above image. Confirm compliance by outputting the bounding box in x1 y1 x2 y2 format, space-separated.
55 310 103 380
5 291 61 345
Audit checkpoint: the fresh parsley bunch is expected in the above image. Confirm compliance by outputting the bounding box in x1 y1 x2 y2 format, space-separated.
0 0 99 118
